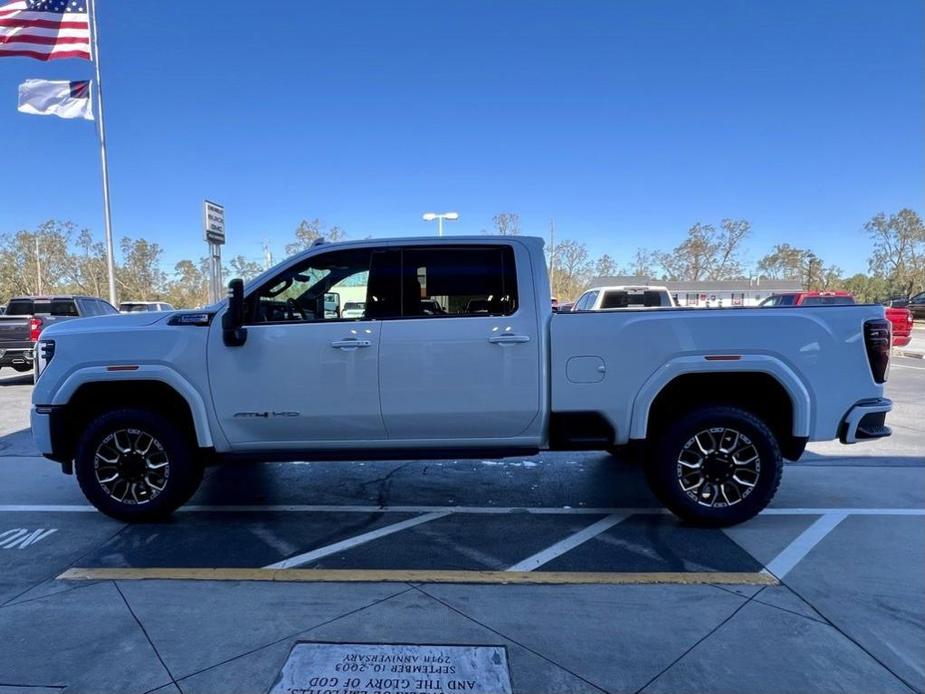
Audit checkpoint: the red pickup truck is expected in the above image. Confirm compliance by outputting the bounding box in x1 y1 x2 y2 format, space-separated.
759 291 912 347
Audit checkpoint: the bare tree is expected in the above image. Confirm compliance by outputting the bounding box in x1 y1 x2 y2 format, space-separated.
552 239 592 300
593 253 619 278
228 255 264 281
484 212 521 236
285 218 347 257
657 219 751 280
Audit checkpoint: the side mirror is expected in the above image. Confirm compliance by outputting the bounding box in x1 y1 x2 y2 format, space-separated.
324 292 341 319
222 278 248 347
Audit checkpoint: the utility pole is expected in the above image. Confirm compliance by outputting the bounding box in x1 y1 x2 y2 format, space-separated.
35 234 42 295
548 218 556 296
263 240 273 270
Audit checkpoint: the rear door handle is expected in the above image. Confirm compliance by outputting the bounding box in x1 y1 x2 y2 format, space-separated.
330 339 372 350
488 334 531 345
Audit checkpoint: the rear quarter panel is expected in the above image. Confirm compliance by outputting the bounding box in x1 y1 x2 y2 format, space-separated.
550 305 887 444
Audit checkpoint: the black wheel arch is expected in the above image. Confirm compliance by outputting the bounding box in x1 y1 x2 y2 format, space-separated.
645 371 806 461
49 380 202 469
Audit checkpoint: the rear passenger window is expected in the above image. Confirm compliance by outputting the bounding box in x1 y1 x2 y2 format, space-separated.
97 300 119 315
50 300 78 316
76 299 96 316
400 246 517 317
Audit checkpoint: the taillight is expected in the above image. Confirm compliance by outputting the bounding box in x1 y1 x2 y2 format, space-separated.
29 317 43 342
864 318 890 384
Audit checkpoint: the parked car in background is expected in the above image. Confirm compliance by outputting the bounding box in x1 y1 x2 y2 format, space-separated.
341 301 366 319
885 305 914 347
573 285 675 311
904 291 925 321
0 295 118 372
760 291 912 347
759 290 855 307
120 301 175 313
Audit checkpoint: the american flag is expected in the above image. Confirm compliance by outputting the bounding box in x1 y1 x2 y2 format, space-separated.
0 0 91 61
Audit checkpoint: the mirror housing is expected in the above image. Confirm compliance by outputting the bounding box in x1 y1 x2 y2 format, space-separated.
324 292 341 319
222 279 248 347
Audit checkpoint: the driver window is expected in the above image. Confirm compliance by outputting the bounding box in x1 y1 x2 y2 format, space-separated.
248 248 373 323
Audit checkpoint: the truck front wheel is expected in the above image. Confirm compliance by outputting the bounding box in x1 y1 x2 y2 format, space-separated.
646 406 783 527
74 408 203 522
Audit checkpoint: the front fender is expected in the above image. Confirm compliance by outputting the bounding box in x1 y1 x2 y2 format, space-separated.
51 365 214 448
629 354 812 440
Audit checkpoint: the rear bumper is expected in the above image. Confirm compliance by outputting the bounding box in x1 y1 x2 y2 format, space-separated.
0 347 34 367
839 398 893 444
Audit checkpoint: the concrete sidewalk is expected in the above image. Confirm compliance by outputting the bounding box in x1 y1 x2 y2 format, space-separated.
0 572 921 694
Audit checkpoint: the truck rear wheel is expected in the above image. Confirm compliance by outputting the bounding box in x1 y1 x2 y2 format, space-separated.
646 406 783 527
74 408 203 522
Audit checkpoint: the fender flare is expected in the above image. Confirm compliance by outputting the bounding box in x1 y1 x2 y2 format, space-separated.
51 365 214 448
629 354 812 440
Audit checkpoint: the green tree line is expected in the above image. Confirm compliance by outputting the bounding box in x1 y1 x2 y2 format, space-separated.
2 210 922 308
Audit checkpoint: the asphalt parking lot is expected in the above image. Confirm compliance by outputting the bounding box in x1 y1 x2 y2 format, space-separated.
0 357 922 694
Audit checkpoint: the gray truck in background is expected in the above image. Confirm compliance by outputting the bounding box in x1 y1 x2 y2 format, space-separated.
0 296 118 373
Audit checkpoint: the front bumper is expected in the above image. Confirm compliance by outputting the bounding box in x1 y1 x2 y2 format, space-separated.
31 405 71 465
839 398 893 444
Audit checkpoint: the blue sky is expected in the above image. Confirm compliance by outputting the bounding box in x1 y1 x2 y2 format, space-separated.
0 0 922 275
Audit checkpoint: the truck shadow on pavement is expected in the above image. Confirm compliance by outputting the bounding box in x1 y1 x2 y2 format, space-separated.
0 427 39 457
0 373 32 387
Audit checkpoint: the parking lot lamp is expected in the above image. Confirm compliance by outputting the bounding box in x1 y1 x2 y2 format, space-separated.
422 212 459 237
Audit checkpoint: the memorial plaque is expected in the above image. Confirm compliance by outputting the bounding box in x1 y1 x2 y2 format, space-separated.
268 643 513 694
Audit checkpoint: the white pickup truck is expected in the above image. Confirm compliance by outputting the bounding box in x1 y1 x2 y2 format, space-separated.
31 236 893 526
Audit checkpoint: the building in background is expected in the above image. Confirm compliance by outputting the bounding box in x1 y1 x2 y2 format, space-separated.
586 276 803 308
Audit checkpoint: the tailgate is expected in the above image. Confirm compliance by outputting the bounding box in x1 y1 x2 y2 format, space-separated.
0 316 31 348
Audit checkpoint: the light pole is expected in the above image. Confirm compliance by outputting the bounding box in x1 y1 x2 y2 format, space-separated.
422 211 459 236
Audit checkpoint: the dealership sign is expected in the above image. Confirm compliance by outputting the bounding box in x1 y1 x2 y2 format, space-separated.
203 200 225 245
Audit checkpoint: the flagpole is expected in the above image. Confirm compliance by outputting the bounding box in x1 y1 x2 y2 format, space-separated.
88 0 117 306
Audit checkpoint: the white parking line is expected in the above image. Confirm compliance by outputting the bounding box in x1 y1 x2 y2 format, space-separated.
262 511 452 569
506 514 626 572
892 363 925 371
763 512 848 579
0 504 922 516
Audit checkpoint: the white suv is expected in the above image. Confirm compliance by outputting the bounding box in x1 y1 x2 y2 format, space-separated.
574 285 675 311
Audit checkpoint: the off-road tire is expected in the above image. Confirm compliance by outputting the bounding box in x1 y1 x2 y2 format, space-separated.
75 408 203 522
646 405 783 527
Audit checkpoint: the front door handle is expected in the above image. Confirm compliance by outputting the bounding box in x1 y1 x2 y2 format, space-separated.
330 338 372 350
489 333 531 345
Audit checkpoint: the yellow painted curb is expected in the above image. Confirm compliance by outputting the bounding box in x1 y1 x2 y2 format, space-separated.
57 567 778 585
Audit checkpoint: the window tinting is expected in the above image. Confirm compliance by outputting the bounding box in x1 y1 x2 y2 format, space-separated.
50 300 79 316
76 299 96 316
97 300 119 315
6 300 34 316
801 295 855 306
400 246 517 317
249 248 376 323
600 290 667 308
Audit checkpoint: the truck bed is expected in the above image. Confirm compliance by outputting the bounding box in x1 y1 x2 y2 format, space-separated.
550 304 887 445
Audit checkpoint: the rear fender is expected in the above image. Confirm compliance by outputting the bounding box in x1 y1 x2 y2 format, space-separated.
630 354 812 440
